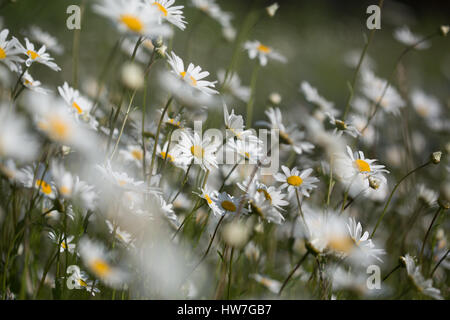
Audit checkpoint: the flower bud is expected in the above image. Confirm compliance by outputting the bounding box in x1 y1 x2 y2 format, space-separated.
269 92 282 105
121 62 144 90
430 151 442 164
266 3 279 17
369 176 380 190
439 25 449 37
438 182 450 210
222 221 250 248
155 45 167 59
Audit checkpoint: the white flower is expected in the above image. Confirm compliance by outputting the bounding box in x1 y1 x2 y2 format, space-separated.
0 29 24 72
106 220 135 248
258 107 314 154
17 164 56 199
93 0 172 38
223 104 260 143
410 89 441 122
266 3 280 17
300 81 340 116
119 144 148 168
147 0 187 30
346 217 385 263
58 82 94 118
194 186 219 213
173 131 219 171
16 37 61 71
360 69 405 115
0 105 39 162
96 161 153 193
274 166 319 197
250 274 281 294
78 237 128 288
28 26 64 55
394 26 430 49
401 254 443 300
48 231 76 254
244 40 286 66
226 139 263 164
326 112 360 138
190 0 233 30
212 192 248 216
218 69 250 102
67 265 100 296
166 51 218 95
21 71 50 94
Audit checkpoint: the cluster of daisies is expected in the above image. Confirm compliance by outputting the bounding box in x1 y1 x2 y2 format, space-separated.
0 0 448 300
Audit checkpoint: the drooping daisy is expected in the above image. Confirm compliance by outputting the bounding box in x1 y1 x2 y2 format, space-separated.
93 0 172 38
48 231 76 254
244 40 287 66
218 69 250 103
326 112 360 138
275 166 319 197
393 26 430 49
300 81 340 116
15 37 60 71
223 104 260 143
21 70 50 94
0 105 39 162
360 69 405 115
147 0 187 30
190 0 233 30
106 220 135 248
78 237 128 288
173 131 219 171
28 26 64 55
58 82 94 119
400 254 443 300
212 192 248 216
346 217 385 263
0 29 24 72
258 107 314 154
166 51 218 95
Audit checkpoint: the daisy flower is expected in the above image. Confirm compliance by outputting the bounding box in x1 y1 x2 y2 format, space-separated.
337 145 388 181
274 166 319 197
326 112 360 138
28 26 64 55
57 82 94 119
400 254 443 300
48 231 76 254
258 107 314 154
244 40 287 66
250 274 282 294
190 0 233 30
16 37 61 71
17 164 56 199
218 69 250 102
21 70 50 94
410 89 441 122
147 0 187 30
173 131 219 171
166 51 218 95
212 192 248 216
93 0 172 39
346 217 385 263
0 105 39 162
360 69 405 115
156 141 187 170
239 179 289 213
96 161 152 193
0 29 24 72
67 265 100 296
300 81 340 116
393 26 430 49
78 237 128 288
106 220 135 248
226 138 263 164
119 144 149 168
223 104 260 143
194 186 219 212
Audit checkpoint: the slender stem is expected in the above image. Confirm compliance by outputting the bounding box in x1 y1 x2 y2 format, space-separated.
419 207 443 262
148 96 173 184
382 264 401 282
430 249 450 278
361 31 438 133
219 163 239 192
11 66 28 100
110 90 137 159
278 251 310 295
371 161 431 238
246 64 260 128
141 77 148 178
171 161 193 203
227 247 235 300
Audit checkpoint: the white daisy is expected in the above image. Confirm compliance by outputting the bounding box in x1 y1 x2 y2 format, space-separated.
346 217 385 263
244 40 287 66
218 69 250 102
410 89 441 122
93 0 172 38
48 231 76 254
28 26 64 55
326 112 360 138
300 81 340 116
21 71 50 94
213 192 248 216
67 265 100 296
190 0 233 30
57 82 94 119
173 131 219 171
394 26 430 49
17 164 56 199
274 165 319 197
226 138 263 164
106 220 135 248
147 0 187 30
223 104 260 143
119 144 148 168
16 37 61 71
0 29 24 72
194 186 219 213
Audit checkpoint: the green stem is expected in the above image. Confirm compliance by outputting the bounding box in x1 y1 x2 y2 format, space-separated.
419 207 443 263
246 64 260 128
278 251 310 296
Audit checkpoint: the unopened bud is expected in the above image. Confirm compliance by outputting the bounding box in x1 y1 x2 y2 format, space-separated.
440 25 449 37
121 62 144 90
430 151 442 164
155 45 167 59
222 221 250 248
335 119 347 131
269 92 282 105
369 176 380 190
438 182 450 210
266 3 279 17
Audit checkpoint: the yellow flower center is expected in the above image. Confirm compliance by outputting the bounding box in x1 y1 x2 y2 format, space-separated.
90 259 111 277
60 185 71 195
72 101 83 114
328 235 354 254
190 145 204 159
257 44 271 53
27 50 40 60
355 159 371 173
118 180 128 186
36 180 52 195
131 149 143 160
153 2 168 16
205 194 212 204
78 279 87 287
160 151 174 162
48 117 70 140
120 15 144 32
287 175 303 187
61 241 67 249
221 200 237 212
257 189 272 202
0 47 6 59
180 71 197 86
416 104 429 117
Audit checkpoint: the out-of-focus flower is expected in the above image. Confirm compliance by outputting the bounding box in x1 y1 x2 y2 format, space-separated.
244 40 287 66
250 274 281 294
394 26 430 49
106 220 135 248
21 71 50 94
218 70 250 103
0 29 24 72
222 220 250 248
410 89 441 123
48 231 76 254
266 3 280 17
326 112 360 138
300 81 340 116
27 26 64 55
